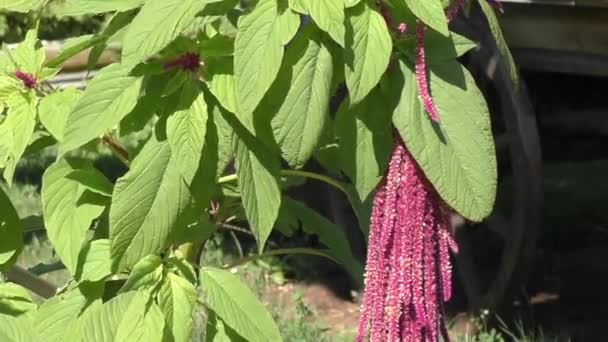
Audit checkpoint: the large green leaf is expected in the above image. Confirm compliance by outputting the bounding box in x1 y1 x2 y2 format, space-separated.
404 0 449 36
389 59 496 221
0 188 22 269
478 0 519 88
167 83 209 184
307 0 345 47
0 76 20 104
34 288 87 342
281 197 363 282
55 0 145 15
0 283 35 315
60 63 143 155
4 30 45 76
113 295 165 342
0 0 45 12
234 0 285 117
205 311 247 342
119 254 164 293
158 273 197 342
66 168 114 197
0 312 38 342
38 87 83 141
122 0 209 67
45 35 103 69
271 29 333 169
76 239 112 283
80 291 164 342
42 159 107 274
200 267 281 342
109 134 191 272
207 57 238 114
344 2 392 105
2 92 36 185
276 6 300 45
234 129 281 252
335 89 392 201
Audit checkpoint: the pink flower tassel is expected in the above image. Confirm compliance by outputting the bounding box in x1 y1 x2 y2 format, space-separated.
356 137 457 341
415 24 440 123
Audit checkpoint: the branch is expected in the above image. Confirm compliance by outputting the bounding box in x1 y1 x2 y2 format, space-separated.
218 169 348 195
4 266 57 299
101 134 130 168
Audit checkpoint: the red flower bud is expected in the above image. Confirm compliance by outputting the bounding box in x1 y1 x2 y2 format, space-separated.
14 71 37 89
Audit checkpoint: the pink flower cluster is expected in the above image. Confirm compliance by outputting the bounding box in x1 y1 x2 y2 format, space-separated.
163 52 200 72
14 71 37 89
356 139 458 342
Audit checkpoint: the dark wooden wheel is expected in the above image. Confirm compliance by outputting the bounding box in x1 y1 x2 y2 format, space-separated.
450 2 543 313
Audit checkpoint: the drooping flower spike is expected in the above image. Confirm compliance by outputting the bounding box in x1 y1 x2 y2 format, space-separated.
356 137 458 342
414 23 440 123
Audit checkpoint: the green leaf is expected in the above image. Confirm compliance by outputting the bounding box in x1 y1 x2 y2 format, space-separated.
205 311 247 342
234 129 281 252
55 0 146 16
271 29 333 169
42 159 107 274
200 35 234 59
307 0 345 47
0 312 38 342
122 0 208 67
276 6 300 45
109 134 191 272
478 0 519 88
88 11 137 70
76 239 112 283
167 83 209 184
46 35 104 69
389 59 496 221
80 291 163 342
345 0 361 7
335 89 392 201
34 288 88 342
66 169 114 197
38 87 83 141
0 187 22 269
399 30 477 64
200 267 282 342
114 299 165 342
60 63 143 155
404 0 449 36
281 197 363 282
207 57 238 114
0 283 35 315
2 93 36 185
288 0 307 14
158 273 197 342
0 0 45 12
345 2 392 105
4 30 45 76
120 254 164 293
234 0 285 117
0 76 20 104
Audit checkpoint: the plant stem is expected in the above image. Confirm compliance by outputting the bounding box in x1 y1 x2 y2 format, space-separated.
4 266 57 299
222 248 337 269
218 169 347 195
101 134 130 168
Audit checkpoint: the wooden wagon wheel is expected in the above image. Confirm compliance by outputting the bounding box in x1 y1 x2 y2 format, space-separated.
449 2 543 313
